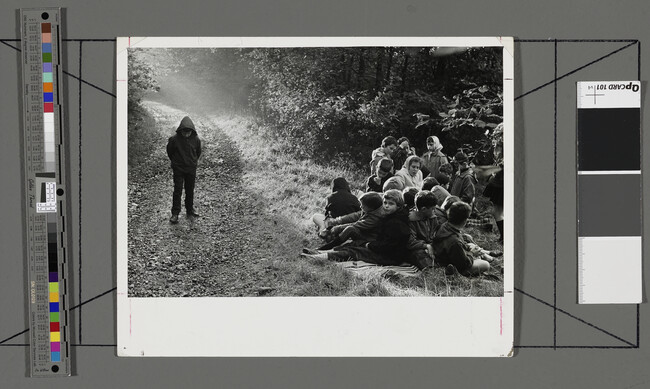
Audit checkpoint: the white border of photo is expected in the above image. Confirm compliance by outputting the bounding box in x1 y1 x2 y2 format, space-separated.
116 37 514 357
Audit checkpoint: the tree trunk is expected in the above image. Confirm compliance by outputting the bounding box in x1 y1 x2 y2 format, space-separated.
357 48 366 89
345 52 354 89
375 48 384 90
385 48 394 83
401 52 409 89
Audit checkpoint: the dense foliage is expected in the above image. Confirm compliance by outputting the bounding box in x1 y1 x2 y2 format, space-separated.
128 46 504 168
244 46 503 167
127 50 159 110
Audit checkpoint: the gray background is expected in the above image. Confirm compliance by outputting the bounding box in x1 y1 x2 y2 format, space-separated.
1 0 649 387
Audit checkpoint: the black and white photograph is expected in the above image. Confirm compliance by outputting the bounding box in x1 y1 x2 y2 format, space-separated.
125 40 506 297
116 37 513 356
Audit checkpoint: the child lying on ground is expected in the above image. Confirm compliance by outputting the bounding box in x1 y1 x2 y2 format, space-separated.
316 192 384 250
406 190 440 270
301 189 411 267
432 201 491 276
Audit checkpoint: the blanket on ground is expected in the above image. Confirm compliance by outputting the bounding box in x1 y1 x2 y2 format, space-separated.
335 260 420 277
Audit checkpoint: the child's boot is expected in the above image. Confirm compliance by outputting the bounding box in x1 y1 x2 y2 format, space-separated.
318 237 344 251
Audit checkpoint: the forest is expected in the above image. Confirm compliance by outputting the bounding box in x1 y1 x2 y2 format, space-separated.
127 44 505 297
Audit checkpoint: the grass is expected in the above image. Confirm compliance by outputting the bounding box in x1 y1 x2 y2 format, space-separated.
206 113 504 297
134 71 503 297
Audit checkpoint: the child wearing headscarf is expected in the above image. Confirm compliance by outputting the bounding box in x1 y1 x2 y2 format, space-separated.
420 135 449 178
395 155 424 190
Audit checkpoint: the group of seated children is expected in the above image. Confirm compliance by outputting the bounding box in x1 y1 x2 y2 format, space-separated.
306 134 502 276
306 178 499 276
367 133 503 241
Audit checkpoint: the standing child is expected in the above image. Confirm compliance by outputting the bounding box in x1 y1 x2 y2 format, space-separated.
432 201 491 276
420 136 449 178
166 116 201 224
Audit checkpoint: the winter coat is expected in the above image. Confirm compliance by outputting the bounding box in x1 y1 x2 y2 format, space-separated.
431 185 451 206
166 116 202 173
432 222 474 273
366 207 411 264
395 167 424 190
407 210 440 251
449 168 476 205
327 207 385 242
329 207 410 266
325 178 361 218
420 150 448 178
434 207 448 224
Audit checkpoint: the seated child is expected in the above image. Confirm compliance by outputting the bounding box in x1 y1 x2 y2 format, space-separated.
402 187 419 211
382 175 405 192
312 177 361 233
434 172 450 189
431 185 451 207
437 163 454 190
301 189 411 267
317 192 385 250
395 155 424 189
432 201 490 276
422 176 440 191
366 158 394 192
406 191 440 270
449 151 476 206
370 136 398 175
437 195 497 261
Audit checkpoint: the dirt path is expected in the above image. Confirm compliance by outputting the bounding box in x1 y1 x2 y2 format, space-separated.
128 101 304 297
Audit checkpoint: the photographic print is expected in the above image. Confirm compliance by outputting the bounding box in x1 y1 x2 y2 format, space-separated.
117 37 514 356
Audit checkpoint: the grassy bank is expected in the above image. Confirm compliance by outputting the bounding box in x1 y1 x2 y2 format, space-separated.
209 113 504 297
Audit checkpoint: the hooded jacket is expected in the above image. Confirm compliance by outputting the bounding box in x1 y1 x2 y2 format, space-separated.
166 116 201 173
395 155 424 189
327 206 385 242
431 222 473 273
325 177 361 218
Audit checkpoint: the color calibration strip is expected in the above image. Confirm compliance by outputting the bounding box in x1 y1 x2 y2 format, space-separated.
42 22 56 173
21 8 71 377
577 81 642 304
